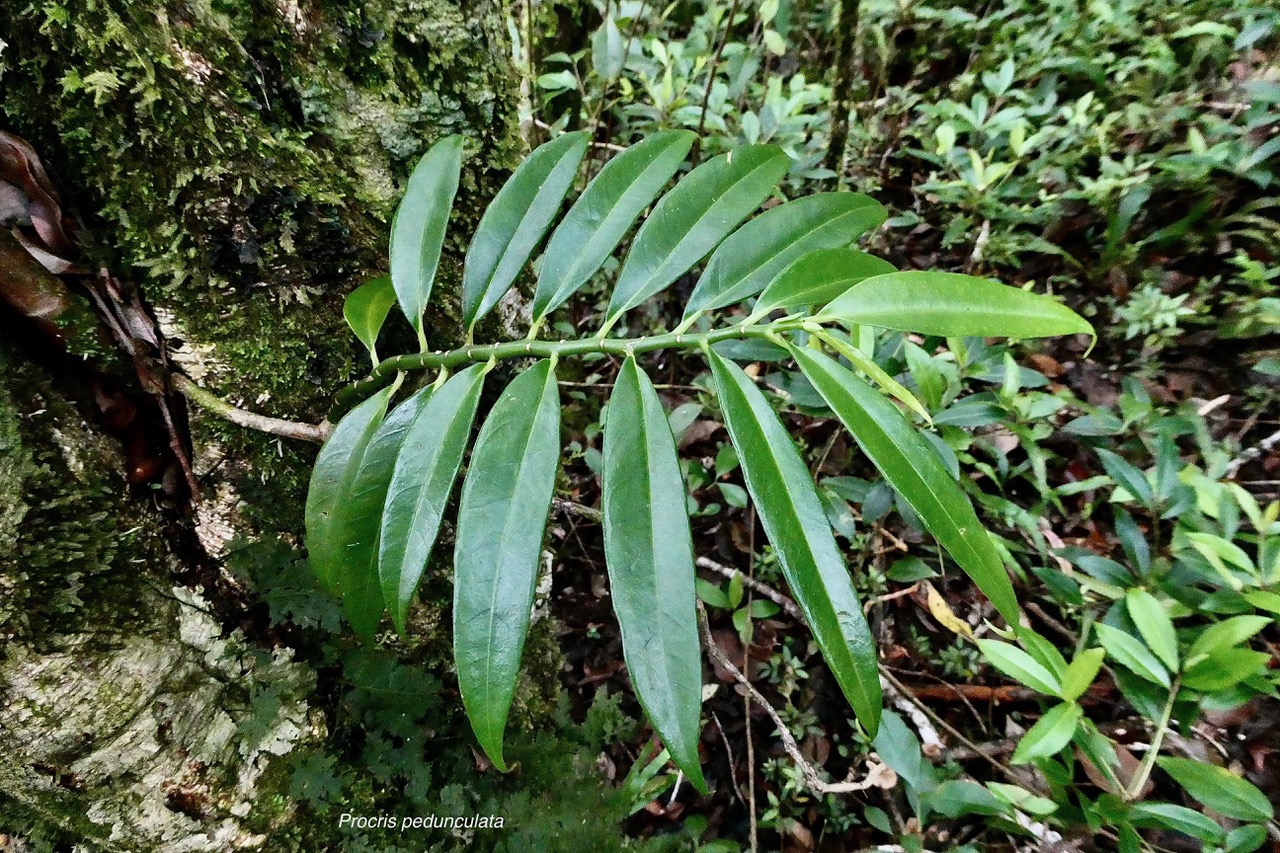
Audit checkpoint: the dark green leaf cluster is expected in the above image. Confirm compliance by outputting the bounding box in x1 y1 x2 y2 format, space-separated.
308 133 1092 785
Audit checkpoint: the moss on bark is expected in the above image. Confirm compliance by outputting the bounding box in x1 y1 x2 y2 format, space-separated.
1 0 523 532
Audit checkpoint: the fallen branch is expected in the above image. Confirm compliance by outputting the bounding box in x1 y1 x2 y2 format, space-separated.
698 601 890 796
696 556 805 622
1226 426 1280 478
172 374 330 444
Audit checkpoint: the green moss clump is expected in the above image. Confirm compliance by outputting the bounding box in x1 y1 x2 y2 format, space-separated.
1 0 522 532
0 346 163 641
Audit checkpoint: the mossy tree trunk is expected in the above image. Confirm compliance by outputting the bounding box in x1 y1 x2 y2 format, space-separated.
0 1 523 848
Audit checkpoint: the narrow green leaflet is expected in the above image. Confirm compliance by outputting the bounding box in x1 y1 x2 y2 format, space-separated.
792 346 1019 623
605 145 790 325
305 386 395 596
1129 803 1226 845
1125 588 1179 672
708 351 882 734
1097 448 1154 506
339 383 429 639
1157 757 1274 823
602 359 708 792
685 192 887 317
751 248 896 318
818 271 1095 345
975 639 1062 697
344 276 397 362
1095 622 1170 687
1011 701 1082 764
1059 648 1105 702
815 330 931 424
390 135 464 340
379 365 486 634
454 360 561 769
534 132 695 322
463 132 590 332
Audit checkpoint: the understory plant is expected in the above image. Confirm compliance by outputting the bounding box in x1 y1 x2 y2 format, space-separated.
304 130 1093 787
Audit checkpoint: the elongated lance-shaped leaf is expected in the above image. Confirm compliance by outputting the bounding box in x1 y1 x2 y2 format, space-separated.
463 132 590 333
379 364 486 635
791 346 1020 623
605 145 790 326
533 132 695 322
339 384 430 639
817 271 1095 346
391 135 464 341
344 276 398 362
603 358 708 793
708 351 882 734
684 192 886 317
306 385 396 597
752 248 896 318
454 359 561 769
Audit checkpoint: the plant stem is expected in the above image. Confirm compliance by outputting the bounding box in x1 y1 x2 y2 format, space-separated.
332 318 807 415
1126 677 1180 800
173 374 330 443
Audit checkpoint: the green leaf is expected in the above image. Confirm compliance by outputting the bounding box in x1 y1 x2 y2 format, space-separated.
463 132 590 332
391 135 464 340
1095 622 1170 687
1097 448 1154 506
1158 757 1274 822
685 192 887 317
792 346 1019 622
927 779 1009 818
305 387 395 597
815 331 931 424
379 365 486 634
1182 648 1270 692
534 132 694 322
1125 589 1179 672
339 384 427 639
818 271 1095 344
344 276 398 361
1011 701 1082 764
752 248 895 317
606 145 790 325
453 360 561 770
1188 615 1270 660
1129 803 1226 844
975 639 1062 697
603 359 708 792
708 351 881 734
1059 648 1105 702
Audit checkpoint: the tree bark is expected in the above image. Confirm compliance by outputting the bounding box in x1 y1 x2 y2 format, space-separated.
0 1 524 847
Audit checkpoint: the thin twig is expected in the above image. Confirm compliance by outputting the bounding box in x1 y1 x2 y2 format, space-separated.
698 601 884 796
172 374 330 443
692 0 742 163
697 556 804 621
1226 426 1280 477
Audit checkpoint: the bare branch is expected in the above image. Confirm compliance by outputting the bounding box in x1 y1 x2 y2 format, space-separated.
172 374 330 444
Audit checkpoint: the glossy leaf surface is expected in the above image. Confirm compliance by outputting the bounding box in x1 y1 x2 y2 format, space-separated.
453 360 561 769
463 132 590 332
379 365 486 634
687 193 887 316
390 135 464 338
338 384 427 638
606 145 790 324
819 271 1094 343
534 131 694 321
306 387 395 596
709 351 881 734
792 346 1019 622
602 359 708 791
753 248 896 316
344 276 397 360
